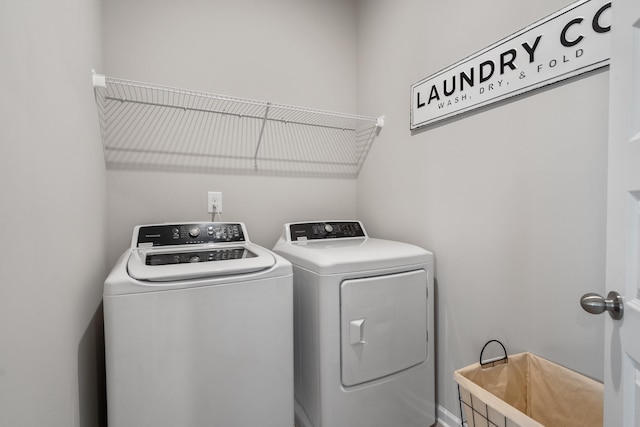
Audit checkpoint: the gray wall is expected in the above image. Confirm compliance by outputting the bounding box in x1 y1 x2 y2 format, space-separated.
103 0 361 265
0 1 608 425
0 0 107 426
356 0 608 422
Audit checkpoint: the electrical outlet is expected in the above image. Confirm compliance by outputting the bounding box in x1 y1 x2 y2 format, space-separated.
208 191 222 214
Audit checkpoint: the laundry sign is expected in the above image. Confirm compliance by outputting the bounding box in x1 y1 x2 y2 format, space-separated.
410 0 611 130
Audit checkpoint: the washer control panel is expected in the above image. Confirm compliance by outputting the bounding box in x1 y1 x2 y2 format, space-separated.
289 221 366 241
145 247 256 265
136 223 246 247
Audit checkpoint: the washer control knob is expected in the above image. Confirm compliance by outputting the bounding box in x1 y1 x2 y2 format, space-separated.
189 226 201 238
324 224 334 233
189 255 201 263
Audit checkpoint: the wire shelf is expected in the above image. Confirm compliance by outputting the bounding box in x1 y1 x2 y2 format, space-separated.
92 73 384 178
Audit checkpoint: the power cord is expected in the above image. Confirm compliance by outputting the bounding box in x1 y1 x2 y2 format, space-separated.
211 203 222 222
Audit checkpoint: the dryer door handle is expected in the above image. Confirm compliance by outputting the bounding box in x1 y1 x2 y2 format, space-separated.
350 319 366 345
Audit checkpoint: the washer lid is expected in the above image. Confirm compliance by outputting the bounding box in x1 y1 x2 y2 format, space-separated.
273 237 432 275
127 243 276 282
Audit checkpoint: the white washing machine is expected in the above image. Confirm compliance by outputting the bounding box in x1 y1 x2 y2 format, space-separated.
272 221 435 427
104 222 293 427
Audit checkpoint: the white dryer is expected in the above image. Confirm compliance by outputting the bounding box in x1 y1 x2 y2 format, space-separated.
272 221 435 427
104 222 293 427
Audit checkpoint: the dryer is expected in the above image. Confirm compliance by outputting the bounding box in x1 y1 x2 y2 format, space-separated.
104 222 293 427
272 221 435 427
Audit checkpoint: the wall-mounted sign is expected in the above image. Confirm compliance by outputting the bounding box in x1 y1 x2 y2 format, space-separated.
410 0 611 130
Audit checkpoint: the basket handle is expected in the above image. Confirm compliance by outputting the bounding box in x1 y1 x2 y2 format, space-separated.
479 339 508 367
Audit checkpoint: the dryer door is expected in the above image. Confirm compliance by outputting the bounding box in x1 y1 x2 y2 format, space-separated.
340 269 428 387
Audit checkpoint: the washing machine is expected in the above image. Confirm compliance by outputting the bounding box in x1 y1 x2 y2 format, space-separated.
272 220 435 427
103 222 293 427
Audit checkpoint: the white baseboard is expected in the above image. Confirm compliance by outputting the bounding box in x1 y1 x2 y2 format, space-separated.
437 404 461 427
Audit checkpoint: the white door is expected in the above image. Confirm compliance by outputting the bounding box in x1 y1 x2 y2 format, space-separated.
603 0 640 424
340 270 427 386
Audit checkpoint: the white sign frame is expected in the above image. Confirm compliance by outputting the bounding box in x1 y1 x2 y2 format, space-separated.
410 0 611 130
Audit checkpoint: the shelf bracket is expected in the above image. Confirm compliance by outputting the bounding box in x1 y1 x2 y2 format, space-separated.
254 102 271 170
92 70 106 88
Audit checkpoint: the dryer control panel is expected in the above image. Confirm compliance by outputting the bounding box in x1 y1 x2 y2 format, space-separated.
288 221 366 241
136 223 246 247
